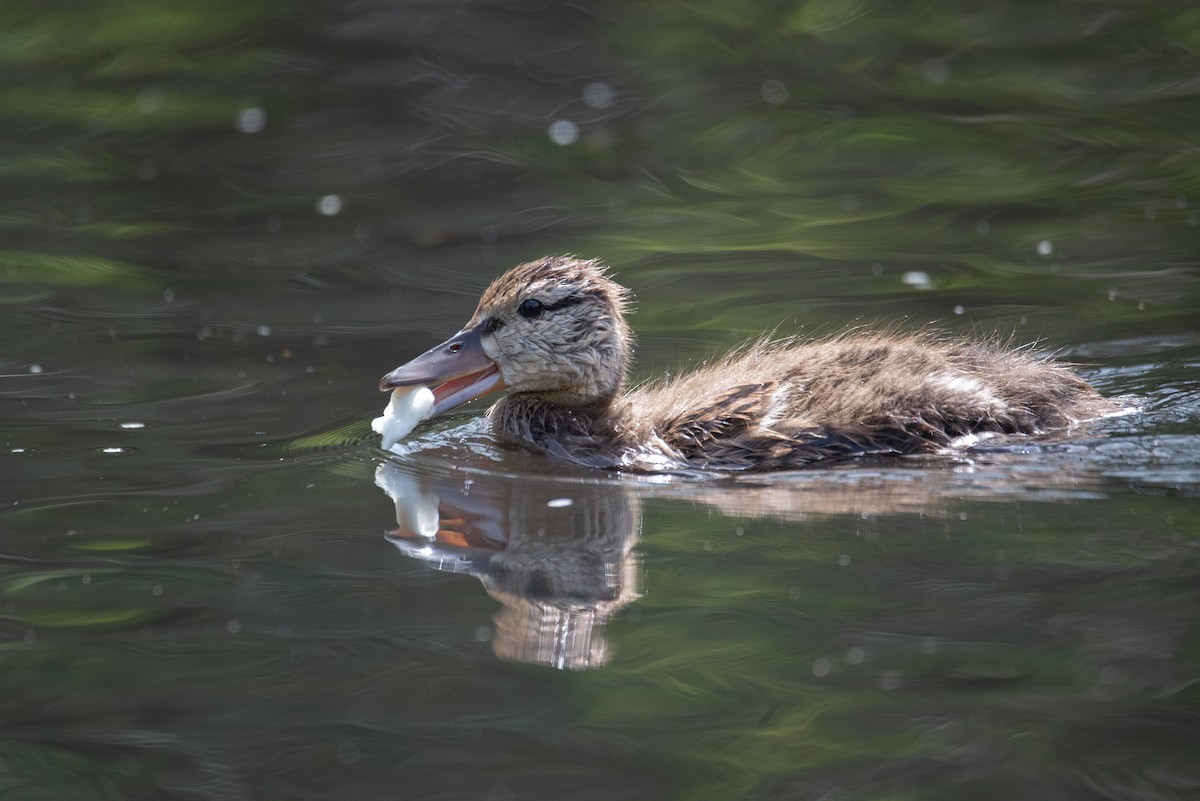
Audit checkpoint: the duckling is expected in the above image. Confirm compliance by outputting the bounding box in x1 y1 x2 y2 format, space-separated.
379 256 1119 471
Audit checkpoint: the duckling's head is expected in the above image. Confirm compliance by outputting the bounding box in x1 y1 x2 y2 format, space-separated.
380 256 632 414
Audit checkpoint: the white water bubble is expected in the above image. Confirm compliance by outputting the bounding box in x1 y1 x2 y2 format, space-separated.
546 498 573 508
548 120 579 146
236 106 267 134
901 271 932 290
583 81 615 109
1036 240 1053 256
28 364 43 374
120 422 146 429
316 194 343 216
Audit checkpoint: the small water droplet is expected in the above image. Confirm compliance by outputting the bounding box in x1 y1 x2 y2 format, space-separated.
316 194 342 216
236 106 267 134
583 81 615 109
548 120 579 146
336 741 361 765
902 271 932 290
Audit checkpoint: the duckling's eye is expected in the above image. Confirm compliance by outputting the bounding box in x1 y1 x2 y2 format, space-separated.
517 298 544 319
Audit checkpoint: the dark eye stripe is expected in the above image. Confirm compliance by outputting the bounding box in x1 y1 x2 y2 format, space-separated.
481 317 505 335
542 295 585 312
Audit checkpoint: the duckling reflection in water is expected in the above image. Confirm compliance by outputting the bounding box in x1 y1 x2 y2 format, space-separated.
378 256 1121 470
376 462 641 670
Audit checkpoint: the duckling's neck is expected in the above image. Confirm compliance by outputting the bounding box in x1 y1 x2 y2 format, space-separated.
488 393 632 469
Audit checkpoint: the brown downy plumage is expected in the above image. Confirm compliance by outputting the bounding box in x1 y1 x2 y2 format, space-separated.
380 256 1120 471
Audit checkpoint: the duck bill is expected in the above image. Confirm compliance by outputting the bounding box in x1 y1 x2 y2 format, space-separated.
379 324 506 415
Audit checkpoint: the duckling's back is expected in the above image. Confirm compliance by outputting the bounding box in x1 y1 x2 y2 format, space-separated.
627 334 1118 470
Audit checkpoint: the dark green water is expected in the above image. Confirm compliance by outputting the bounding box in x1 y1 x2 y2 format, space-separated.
2 1 1198 799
